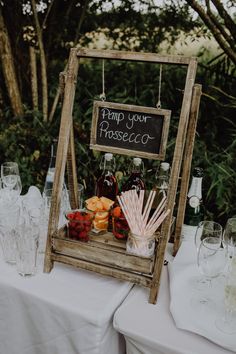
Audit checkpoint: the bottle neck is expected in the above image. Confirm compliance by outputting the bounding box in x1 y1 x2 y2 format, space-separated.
156 169 169 190
188 176 202 199
103 160 114 173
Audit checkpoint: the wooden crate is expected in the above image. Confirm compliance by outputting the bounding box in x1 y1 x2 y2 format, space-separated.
52 227 157 286
43 48 202 304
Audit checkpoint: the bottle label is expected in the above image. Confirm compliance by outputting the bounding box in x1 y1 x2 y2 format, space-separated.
46 169 55 183
189 195 200 208
187 177 202 200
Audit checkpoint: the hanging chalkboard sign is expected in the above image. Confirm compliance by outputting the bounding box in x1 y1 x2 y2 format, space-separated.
90 101 171 160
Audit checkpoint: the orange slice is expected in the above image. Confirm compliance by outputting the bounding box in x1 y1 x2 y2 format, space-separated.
94 219 108 230
100 197 114 211
95 211 109 221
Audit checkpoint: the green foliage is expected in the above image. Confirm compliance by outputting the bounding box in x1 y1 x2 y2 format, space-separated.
0 108 60 193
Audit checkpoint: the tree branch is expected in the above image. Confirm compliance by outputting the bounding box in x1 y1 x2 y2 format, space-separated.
31 0 48 121
205 0 235 48
211 0 236 42
185 0 236 65
42 0 55 30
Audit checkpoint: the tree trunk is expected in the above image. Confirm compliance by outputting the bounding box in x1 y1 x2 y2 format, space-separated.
48 0 89 122
29 45 38 110
31 0 48 121
0 8 23 116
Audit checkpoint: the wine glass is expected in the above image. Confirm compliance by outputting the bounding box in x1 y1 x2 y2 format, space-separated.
223 218 236 259
194 237 228 307
193 221 223 290
194 221 223 252
215 256 236 334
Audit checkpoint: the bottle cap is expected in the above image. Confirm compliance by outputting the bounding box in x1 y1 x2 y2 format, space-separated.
104 153 113 161
133 157 142 166
193 167 203 177
160 162 170 171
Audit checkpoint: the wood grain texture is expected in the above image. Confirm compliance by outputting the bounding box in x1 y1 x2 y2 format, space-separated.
173 84 202 255
77 47 193 65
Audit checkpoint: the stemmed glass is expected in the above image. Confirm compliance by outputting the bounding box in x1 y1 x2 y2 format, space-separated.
195 221 223 252
193 221 223 290
215 256 236 334
223 218 236 259
192 236 228 308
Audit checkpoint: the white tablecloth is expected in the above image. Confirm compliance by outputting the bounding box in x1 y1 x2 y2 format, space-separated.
0 253 132 354
113 240 235 354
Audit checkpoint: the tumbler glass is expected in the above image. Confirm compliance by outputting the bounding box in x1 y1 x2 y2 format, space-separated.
0 204 20 263
15 220 39 276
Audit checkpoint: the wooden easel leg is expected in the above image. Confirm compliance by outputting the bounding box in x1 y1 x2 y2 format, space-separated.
44 256 54 273
173 84 202 256
149 283 159 304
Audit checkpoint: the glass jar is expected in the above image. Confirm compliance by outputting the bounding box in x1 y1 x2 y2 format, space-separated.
112 214 129 240
126 232 155 258
65 209 94 242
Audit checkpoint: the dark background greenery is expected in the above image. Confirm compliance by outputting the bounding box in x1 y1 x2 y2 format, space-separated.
0 0 235 226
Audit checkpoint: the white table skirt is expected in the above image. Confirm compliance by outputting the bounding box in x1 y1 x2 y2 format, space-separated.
113 243 235 354
0 253 132 354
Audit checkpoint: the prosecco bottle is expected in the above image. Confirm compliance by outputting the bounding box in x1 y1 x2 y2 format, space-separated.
184 167 204 226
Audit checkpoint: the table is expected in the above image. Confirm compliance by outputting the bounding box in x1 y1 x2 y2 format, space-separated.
113 237 235 354
0 252 132 354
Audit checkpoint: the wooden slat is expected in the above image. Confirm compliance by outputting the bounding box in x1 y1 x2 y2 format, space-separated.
77 48 193 65
173 84 202 255
44 48 79 273
67 124 78 209
53 237 154 274
52 253 153 287
149 58 198 304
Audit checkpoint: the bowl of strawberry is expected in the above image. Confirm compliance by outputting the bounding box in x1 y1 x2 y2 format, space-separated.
65 209 94 242
112 206 129 241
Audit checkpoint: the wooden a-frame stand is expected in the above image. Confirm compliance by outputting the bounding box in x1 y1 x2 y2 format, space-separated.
44 48 201 304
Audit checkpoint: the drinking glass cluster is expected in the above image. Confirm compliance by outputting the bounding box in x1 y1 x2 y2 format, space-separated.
0 162 39 276
194 218 236 334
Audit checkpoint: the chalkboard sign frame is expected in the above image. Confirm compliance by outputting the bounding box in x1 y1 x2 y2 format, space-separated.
90 100 171 160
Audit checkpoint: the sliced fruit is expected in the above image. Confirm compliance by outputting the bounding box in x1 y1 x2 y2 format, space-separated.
95 211 109 221
100 196 114 211
94 219 108 230
112 206 121 218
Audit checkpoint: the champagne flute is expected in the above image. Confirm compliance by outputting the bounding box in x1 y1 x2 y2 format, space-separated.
223 218 236 259
215 256 236 334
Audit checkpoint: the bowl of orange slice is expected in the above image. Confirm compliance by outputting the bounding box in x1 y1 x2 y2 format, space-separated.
85 196 114 233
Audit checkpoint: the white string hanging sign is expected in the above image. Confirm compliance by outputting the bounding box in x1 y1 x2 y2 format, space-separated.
99 59 106 101
156 64 162 109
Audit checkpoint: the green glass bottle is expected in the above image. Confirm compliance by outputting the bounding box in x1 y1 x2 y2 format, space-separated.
184 167 204 226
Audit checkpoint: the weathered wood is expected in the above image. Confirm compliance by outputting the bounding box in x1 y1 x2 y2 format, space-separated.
52 253 153 287
77 48 193 65
67 124 78 209
44 48 79 273
53 237 154 274
149 57 198 304
173 84 202 256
